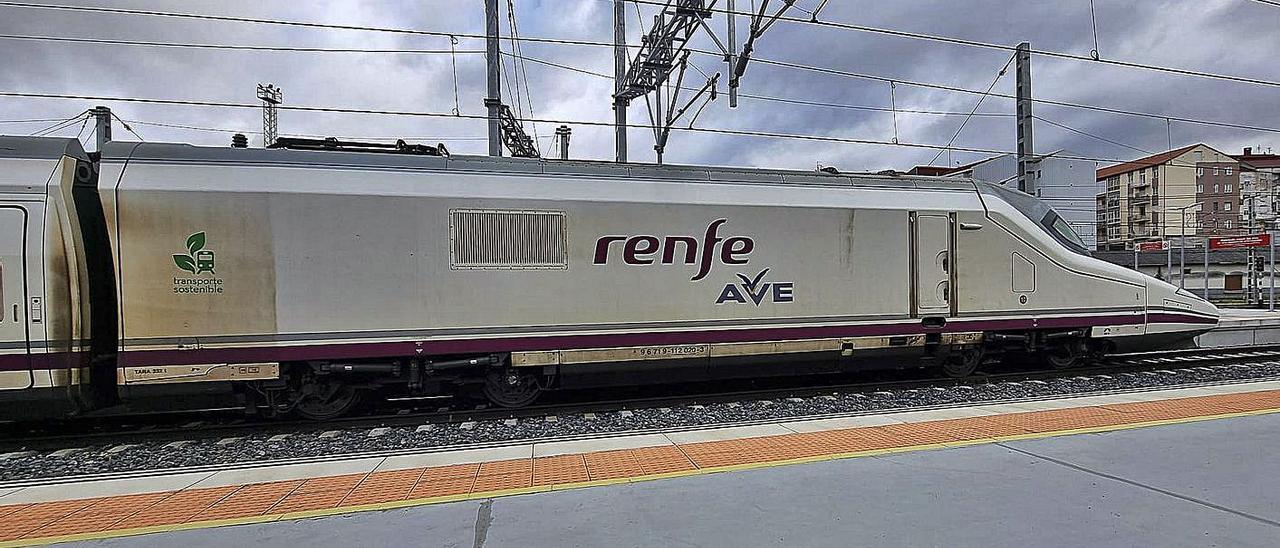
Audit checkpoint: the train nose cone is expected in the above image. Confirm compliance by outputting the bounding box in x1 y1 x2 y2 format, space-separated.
1194 297 1221 326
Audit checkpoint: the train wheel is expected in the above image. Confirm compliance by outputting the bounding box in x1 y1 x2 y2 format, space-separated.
292 379 362 420
482 369 543 408
1045 345 1081 370
943 347 983 378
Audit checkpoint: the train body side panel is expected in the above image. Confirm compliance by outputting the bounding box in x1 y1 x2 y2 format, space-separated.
956 202 1146 324
97 145 1217 377
0 137 93 418
103 156 990 371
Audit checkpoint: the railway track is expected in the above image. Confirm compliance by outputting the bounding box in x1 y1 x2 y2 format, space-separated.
3 345 1280 486
3 344 1279 455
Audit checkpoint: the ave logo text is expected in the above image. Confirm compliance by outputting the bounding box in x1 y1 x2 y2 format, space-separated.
716 268 794 306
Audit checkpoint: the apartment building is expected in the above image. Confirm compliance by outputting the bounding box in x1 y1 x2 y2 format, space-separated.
1196 160 1241 235
1095 144 1237 250
908 150 1099 247
939 150 1098 247
1237 147 1280 229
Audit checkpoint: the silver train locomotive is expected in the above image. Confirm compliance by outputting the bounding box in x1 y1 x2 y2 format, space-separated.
0 136 1218 419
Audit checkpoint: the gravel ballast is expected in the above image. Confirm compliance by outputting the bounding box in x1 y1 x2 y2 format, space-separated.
1 362 1277 482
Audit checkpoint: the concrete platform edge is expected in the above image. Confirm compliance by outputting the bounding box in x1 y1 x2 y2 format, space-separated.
6 405 1280 548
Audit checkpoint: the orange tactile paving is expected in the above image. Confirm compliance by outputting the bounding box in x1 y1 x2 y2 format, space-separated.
4 388 1280 546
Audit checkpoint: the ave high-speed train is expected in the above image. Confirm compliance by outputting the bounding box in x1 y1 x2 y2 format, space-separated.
0 135 1218 420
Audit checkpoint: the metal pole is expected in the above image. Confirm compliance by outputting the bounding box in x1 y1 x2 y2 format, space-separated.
1180 213 1186 289
654 81 664 165
1134 247 1138 270
1249 194 1257 305
1166 243 1172 281
1271 227 1276 311
1204 238 1211 300
1015 42 1035 196
256 84 282 148
613 0 628 163
556 125 571 160
485 0 502 157
727 0 737 108
90 106 111 152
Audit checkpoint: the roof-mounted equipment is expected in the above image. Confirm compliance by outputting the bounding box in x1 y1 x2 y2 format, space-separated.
269 137 449 157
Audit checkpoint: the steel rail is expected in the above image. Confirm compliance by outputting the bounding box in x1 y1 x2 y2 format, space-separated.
3 344 1279 453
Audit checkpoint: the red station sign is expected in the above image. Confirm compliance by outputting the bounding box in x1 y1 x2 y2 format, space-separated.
1208 234 1272 250
1136 241 1169 252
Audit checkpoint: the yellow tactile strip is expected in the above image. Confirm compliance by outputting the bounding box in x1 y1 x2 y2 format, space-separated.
4 388 1280 546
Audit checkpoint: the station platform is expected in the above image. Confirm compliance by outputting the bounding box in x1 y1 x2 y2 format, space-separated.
3 381 1280 546
1199 308 1280 347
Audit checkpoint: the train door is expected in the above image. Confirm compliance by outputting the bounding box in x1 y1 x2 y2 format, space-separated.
0 206 31 390
912 212 956 320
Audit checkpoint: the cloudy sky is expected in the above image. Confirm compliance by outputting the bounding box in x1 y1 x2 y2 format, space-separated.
0 0 1277 173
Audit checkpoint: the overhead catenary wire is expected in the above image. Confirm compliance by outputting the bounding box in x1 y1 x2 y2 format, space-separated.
1086 0 1102 60
448 36 463 115
0 33 485 55
739 55 1280 135
122 118 490 141
29 109 89 136
7 0 1271 96
1 31 1274 137
0 89 1239 170
621 0 1280 89
928 52 1016 165
108 110 144 141
22 101 1259 224
505 0 540 147
0 115 87 124
1034 114 1158 156
506 50 1013 118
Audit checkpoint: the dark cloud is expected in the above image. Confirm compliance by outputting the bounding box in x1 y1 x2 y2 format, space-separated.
1 0 1276 170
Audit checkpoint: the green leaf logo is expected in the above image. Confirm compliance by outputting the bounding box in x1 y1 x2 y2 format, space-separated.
173 254 197 273
186 232 206 254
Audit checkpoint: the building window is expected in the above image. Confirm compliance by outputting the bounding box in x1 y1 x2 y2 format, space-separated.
1214 166 1220 176
1226 166 1234 176
1197 183 1204 193
1128 173 1134 184
1225 220 1233 229
1226 183 1233 192
1140 171 1146 184
1195 150 1204 162
1225 201 1232 211
1214 183 1219 193
1197 167 1204 177
1214 202 1219 212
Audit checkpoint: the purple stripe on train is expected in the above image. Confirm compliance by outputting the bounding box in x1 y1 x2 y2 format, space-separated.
0 312 1214 372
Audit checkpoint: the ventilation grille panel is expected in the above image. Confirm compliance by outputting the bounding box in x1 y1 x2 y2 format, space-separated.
450 209 568 269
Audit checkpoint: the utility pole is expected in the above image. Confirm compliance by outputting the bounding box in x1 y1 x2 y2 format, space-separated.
1181 212 1186 289
1204 236 1211 300
89 106 112 152
612 0 790 164
1015 42 1035 195
256 84 282 147
1249 192 1258 305
479 0 537 158
727 0 737 108
485 0 502 157
555 125 571 160
613 0 627 163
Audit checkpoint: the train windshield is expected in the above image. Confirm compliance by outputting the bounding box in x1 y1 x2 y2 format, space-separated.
977 181 1091 256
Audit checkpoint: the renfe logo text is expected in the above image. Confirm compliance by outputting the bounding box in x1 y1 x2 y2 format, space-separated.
593 219 754 281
